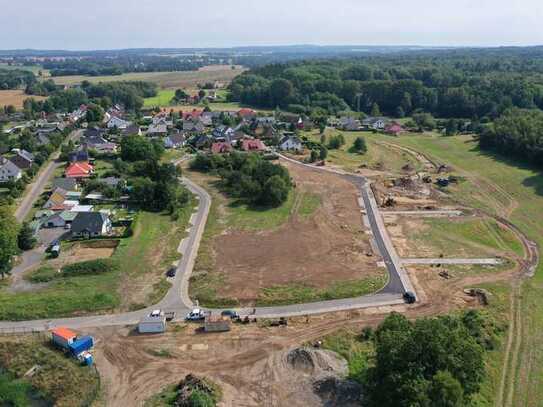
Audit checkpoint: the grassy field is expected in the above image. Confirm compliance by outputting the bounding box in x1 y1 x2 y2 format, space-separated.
306 129 423 173
0 337 100 406
144 89 176 107
51 65 245 89
407 217 525 259
368 132 543 405
0 89 47 109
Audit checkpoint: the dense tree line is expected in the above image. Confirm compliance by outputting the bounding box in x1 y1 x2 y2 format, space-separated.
22 81 157 115
479 108 543 167
190 152 292 207
0 68 36 90
42 55 213 77
229 50 543 119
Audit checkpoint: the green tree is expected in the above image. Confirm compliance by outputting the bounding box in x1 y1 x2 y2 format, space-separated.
85 103 105 123
309 149 319 162
412 112 436 131
120 135 156 162
371 102 381 116
0 207 19 278
17 222 37 251
319 146 328 160
261 175 289 207
428 371 464 407
352 136 367 153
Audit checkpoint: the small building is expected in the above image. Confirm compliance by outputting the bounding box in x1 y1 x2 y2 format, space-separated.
53 177 78 191
385 123 405 136
51 327 77 349
65 162 94 179
0 157 23 182
362 117 389 130
211 142 233 154
71 212 112 238
44 210 78 228
339 116 362 131
9 149 34 169
107 116 131 130
279 135 303 152
237 108 256 120
164 133 186 149
204 315 231 333
68 149 90 163
138 313 166 334
147 123 168 137
241 139 266 152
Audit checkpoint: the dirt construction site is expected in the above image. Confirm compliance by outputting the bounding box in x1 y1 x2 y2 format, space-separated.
192 160 384 306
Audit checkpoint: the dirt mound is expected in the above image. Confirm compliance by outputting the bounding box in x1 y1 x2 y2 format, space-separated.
314 376 364 407
286 347 348 376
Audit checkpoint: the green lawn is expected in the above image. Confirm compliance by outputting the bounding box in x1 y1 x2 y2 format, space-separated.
407 217 524 259
144 89 176 107
368 133 543 405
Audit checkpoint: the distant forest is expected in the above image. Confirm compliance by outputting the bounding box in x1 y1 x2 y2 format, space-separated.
229 48 543 119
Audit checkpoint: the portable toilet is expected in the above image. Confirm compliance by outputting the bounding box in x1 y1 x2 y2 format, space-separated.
51 327 77 349
68 336 94 356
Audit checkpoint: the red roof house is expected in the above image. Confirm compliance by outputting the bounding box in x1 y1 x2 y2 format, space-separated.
65 162 94 178
241 139 266 152
211 142 233 154
385 123 405 135
237 108 256 120
183 109 203 120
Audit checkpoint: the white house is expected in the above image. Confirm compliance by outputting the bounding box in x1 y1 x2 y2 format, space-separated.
362 117 388 130
0 157 23 182
279 135 303 152
107 116 131 130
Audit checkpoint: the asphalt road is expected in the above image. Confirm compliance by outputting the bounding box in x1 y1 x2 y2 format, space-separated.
0 154 415 332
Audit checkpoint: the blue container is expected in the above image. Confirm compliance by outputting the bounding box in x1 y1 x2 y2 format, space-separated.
69 336 94 356
82 353 93 366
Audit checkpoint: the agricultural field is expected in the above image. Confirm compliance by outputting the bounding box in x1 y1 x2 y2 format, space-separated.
0 89 46 109
187 159 386 308
51 65 246 89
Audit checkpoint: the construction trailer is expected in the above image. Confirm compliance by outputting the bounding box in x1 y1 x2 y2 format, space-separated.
204 315 231 333
138 312 167 334
69 336 94 356
51 327 77 349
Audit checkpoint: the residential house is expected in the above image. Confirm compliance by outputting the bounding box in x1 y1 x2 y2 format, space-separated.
65 162 94 179
183 119 205 133
237 108 256 121
241 139 266 152
152 112 173 127
147 123 168 137
107 116 131 130
121 124 141 137
0 157 22 182
211 142 233 154
192 134 211 149
339 116 362 131
84 127 107 140
212 126 234 142
9 149 34 169
71 212 112 239
200 113 213 127
164 133 186 149
68 149 90 163
82 136 117 154
52 177 78 191
182 109 203 121
279 135 303 152
43 211 77 228
384 122 405 136
43 187 68 209
69 105 87 123
362 117 389 130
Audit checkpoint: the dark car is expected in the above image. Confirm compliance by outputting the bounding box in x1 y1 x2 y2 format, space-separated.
166 267 177 278
403 291 416 304
221 310 239 320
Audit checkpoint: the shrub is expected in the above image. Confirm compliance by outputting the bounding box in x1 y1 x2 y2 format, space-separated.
61 258 118 277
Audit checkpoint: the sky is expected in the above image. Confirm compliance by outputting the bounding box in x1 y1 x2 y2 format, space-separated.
1 0 542 50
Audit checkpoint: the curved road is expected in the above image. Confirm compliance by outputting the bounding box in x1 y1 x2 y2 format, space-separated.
0 156 415 332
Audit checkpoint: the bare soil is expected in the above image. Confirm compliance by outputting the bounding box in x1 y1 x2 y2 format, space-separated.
210 161 381 305
48 243 115 269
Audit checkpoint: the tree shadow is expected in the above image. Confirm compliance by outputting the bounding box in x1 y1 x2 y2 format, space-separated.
464 137 543 197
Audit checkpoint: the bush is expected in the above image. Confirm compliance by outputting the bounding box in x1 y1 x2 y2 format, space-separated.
27 266 58 283
61 258 118 276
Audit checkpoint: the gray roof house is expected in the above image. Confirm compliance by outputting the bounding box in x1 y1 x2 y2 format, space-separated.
362 117 389 130
71 212 112 238
279 135 303 151
164 133 186 149
52 177 78 191
147 123 168 136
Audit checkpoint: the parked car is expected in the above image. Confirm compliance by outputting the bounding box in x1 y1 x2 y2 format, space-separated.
221 310 239 320
403 291 416 304
166 267 177 278
185 308 206 321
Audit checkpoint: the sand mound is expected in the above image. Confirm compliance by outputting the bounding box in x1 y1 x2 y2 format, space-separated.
286 347 348 376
